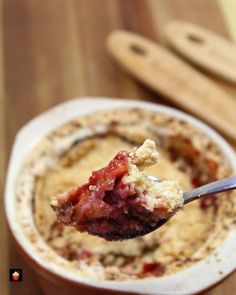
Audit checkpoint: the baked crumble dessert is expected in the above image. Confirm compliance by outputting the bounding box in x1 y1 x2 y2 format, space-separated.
50 140 183 240
16 108 236 280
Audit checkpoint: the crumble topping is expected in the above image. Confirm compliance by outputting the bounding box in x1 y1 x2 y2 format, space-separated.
131 139 160 168
124 140 183 213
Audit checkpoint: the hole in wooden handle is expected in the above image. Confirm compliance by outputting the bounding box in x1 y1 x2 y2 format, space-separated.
130 44 147 55
187 34 204 45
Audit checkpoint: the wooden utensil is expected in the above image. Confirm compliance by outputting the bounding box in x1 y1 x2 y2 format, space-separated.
107 30 236 141
164 20 236 84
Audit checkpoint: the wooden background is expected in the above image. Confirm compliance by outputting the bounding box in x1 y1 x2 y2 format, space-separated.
1 0 236 294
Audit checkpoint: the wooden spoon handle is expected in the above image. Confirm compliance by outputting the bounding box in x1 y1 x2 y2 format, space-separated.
164 20 236 84
107 30 236 141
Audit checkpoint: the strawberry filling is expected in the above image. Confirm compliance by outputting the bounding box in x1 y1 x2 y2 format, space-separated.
51 150 167 240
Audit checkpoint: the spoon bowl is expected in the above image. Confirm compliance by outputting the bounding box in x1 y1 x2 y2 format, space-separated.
95 176 236 241
113 175 236 241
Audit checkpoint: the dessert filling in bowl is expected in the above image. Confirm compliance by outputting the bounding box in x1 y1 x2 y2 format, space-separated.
16 108 236 280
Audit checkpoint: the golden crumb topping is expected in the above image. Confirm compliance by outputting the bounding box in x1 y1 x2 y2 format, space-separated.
125 139 184 214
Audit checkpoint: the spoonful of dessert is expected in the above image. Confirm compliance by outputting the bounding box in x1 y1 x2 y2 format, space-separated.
50 139 236 241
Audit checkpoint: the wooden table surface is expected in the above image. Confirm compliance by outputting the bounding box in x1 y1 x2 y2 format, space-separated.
1 0 236 294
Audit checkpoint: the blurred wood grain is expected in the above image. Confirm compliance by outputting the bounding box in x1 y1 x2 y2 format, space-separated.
0 0 7 294
1 0 235 294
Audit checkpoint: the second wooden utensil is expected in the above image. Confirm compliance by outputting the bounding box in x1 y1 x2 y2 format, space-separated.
107 30 236 141
164 20 236 84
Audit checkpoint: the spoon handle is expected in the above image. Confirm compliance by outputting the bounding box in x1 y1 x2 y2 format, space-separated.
183 176 236 204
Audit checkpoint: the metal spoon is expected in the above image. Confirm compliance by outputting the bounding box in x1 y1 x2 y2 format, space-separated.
106 175 236 241
75 176 236 241
148 175 236 204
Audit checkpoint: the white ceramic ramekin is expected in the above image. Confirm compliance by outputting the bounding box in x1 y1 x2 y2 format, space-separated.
5 98 236 295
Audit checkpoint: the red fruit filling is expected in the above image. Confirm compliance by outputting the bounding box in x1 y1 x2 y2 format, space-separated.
138 262 166 278
51 150 167 240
